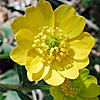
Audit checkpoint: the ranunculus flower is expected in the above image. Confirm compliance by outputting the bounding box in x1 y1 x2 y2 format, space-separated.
10 0 95 86
50 68 100 100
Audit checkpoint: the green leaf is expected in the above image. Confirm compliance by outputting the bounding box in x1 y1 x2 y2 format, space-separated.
1 43 12 54
1 70 16 79
0 92 6 100
81 0 93 7
0 34 3 45
5 91 21 100
0 70 19 84
15 65 30 85
17 91 32 100
1 26 13 41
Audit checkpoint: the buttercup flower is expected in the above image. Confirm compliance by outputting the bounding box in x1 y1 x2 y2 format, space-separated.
10 0 95 86
50 68 100 100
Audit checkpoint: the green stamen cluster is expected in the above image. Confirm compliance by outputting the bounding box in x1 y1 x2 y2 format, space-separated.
45 37 59 49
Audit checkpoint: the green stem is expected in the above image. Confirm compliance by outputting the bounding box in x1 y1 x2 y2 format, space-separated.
0 54 9 59
0 83 50 92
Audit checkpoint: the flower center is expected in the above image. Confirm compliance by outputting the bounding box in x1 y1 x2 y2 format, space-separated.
61 78 82 98
32 26 70 65
45 37 59 49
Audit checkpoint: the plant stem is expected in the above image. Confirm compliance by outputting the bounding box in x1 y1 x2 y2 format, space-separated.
0 83 50 92
0 54 9 59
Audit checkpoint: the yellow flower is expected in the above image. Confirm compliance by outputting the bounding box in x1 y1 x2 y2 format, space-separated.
10 0 95 86
50 69 100 100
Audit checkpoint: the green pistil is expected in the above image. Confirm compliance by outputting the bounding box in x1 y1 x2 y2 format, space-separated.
45 37 59 49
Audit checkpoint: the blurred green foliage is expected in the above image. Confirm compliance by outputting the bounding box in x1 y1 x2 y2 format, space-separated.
81 0 100 7
0 25 13 55
81 0 93 7
0 0 100 100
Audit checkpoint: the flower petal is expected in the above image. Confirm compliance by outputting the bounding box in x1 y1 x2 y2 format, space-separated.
75 96 99 100
54 4 76 27
27 65 50 81
60 16 86 39
10 45 28 65
40 65 50 80
79 83 100 99
37 0 54 27
11 16 26 34
84 75 97 87
63 96 75 100
27 67 44 81
27 71 33 81
25 6 45 33
26 49 43 73
69 32 95 59
79 68 90 82
76 57 89 69
79 69 100 98
55 56 79 79
44 67 65 86
50 87 65 100
15 29 34 49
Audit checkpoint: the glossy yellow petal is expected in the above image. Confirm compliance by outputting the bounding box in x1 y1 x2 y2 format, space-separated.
11 16 26 34
37 0 54 27
10 45 28 65
25 6 45 34
54 4 76 27
76 57 89 69
27 71 33 81
44 67 65 86
27 66 50 81
40 65 50 80
27 67 44 81
15 29 34 49
55 56 79 79
69 32 95 59
60 16 86 39
26 49 43 73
